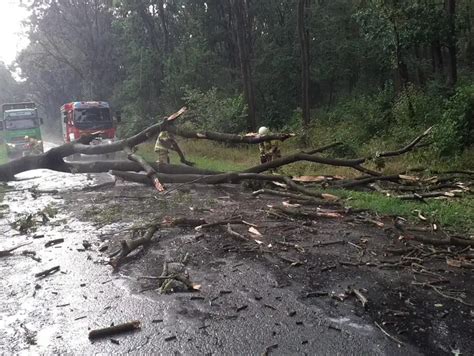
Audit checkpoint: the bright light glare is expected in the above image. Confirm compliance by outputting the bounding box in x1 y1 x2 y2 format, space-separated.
0 0 29 65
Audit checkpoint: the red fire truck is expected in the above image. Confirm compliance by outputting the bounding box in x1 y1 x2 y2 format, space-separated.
60 101 120 144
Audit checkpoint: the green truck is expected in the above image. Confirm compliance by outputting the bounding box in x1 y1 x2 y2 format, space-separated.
1 102 44 161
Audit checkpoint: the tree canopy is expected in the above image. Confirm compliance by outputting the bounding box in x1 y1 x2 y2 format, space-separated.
12 0 474 152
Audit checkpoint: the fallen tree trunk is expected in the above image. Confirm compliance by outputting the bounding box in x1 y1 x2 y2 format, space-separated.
0 107 293 181
396 191 464 200
252 188 336 205
110 171 336 201
0 108 188 180
334 175 401 189
0 105 431 185
69 160 220 175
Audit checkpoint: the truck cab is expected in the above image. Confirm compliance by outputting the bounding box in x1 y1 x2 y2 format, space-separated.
61 101 118 144
1 102 44 159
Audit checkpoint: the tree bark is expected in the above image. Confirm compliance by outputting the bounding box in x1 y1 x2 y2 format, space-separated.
414 44 425 86
157 0 170 53
445 0 458 87
231 0 257 131
297 0 311 134
394 24 409 89
431 39 444 75
0 112 292 181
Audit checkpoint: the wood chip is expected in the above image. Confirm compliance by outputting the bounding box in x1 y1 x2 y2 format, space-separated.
248 227 262 236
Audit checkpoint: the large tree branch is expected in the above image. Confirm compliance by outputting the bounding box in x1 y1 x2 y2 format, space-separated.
0 109 430 183
69 161 220 175
167 126 294 144
0 108 187 181
242 128 432 176
242 152 381 176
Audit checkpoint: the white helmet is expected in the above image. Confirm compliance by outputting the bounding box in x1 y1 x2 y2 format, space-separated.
258 126 269 135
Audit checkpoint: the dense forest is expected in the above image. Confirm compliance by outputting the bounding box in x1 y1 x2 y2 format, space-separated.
0 0 473 160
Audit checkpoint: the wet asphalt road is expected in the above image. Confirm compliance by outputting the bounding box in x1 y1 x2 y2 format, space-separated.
0 153 422 355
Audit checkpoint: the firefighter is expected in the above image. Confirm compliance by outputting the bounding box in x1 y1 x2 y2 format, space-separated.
258 126 281 164
24 136 43 155
154 130 194 166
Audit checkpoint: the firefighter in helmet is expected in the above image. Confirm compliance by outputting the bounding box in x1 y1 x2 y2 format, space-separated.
24 136 43 155
154 130 194 166
258 126 281 164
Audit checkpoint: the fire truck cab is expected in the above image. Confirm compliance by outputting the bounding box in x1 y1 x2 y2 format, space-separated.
61 101 120 143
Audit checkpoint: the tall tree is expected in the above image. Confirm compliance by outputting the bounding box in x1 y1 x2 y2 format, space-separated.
297 0 311 132
0 63 22 104
24 0 119 99
445 0 458 87
231 0 257 131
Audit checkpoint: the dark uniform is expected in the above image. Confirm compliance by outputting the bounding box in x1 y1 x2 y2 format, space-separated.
259 140 281 164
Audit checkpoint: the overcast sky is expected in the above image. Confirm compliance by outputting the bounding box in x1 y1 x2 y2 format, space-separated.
0 0 29 65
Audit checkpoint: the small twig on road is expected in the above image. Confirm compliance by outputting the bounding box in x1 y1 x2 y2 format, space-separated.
0 242 33 257
35 265 60 278
347 241 363 250
195 219 255 231
262 344 279 356
88 321 141 340
81 181 116 192
351 288 368 309
45 238 64 248
411 281 474 306
22 250 41 262
305 291 329 298
226 224 248 241
375 321 404 346
321 264 337 272
314 240 345 247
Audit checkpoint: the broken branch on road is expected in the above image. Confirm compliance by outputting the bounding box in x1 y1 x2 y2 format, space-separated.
88 321 141 340
0 242 33 257
35 265 60 278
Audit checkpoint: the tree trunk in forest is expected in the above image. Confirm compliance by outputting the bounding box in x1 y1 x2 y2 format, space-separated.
297 0 311 136
157 0 170 54
232 0 257 131
136 1 161 53
414 44 425 86
394 24 409 90
445 0 458 87
431 39 444 75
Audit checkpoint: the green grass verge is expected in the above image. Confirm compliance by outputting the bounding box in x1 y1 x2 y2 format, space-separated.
335 189 473 233
137 139 258 172
137 139 472 233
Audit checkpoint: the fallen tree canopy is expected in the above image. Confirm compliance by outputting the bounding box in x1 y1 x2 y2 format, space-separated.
0 108 469 207
0 107 293 181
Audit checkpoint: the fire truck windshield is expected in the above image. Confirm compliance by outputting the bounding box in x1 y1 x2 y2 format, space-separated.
74 108 111 123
